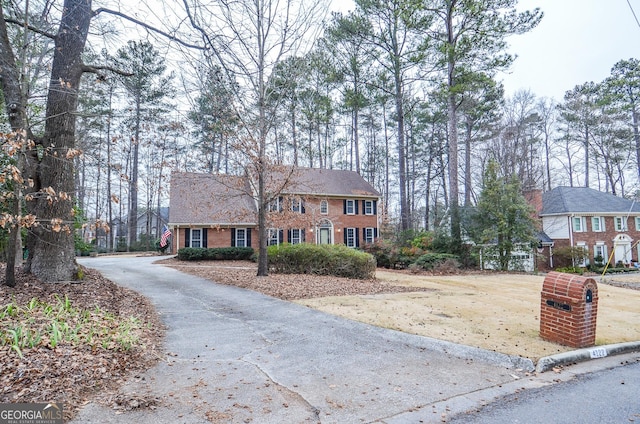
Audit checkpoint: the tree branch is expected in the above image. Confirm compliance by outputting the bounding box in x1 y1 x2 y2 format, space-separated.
81 64 133 78
93 7 207 50
3 17 56 39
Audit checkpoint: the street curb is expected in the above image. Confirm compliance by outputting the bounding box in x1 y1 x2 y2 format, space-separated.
535 340 640 373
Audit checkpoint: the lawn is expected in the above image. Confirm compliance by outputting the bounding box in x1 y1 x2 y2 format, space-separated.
295 271 640 361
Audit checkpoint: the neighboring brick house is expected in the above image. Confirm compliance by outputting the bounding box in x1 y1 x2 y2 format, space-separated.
168 167 380 252
539 186 640 268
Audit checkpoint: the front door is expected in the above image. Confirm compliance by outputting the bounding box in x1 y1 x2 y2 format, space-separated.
613 234 633 265
319 227 331 244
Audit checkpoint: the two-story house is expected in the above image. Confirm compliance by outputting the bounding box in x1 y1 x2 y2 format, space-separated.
167 167 380 252
539 186 640 268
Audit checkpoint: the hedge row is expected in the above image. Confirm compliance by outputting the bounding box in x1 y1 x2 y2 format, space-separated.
267 243 376 279
177 247 254 261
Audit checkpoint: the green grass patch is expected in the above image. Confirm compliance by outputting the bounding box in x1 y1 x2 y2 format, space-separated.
0 295 144 358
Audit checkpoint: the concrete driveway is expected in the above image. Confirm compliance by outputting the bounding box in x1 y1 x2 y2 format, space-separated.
72 256 533 423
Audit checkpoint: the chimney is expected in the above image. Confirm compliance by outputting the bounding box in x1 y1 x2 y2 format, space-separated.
523 189 543 216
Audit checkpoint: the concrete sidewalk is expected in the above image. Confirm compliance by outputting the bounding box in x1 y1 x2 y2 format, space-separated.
71 256 634 423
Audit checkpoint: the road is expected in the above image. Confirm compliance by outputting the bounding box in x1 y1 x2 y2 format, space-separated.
447 359 640 423
72 255 532 423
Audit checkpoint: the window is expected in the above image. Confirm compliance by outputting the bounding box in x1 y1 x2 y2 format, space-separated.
614 216 627 231
635 217 640 231
576 242 588 266
268 228 280 246
269 197 282 212
190 229 202 248
594 243 607 264
345 199 355 215
235 228 247 247
364 227 375 244
572 216 585 232
290 229 303 244
320 200 328 215
345 227 357 247
291 198 303 213
591 216 604 232
364 200 374 215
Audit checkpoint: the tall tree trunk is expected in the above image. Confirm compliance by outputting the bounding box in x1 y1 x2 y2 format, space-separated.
446 4 461 249
447 92 461 248
0 4 34 286
106 88 114 251
128 100 141 249
632 106 640 180
584 126 589 187
27 0 92 281
382 102 390 212
353 107 361 174
543 130 552 191
394 70 409 231
291 104 298 166
463 121 472 206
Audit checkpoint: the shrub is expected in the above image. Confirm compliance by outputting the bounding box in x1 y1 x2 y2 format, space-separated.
360 239 394 268
361 239 422 269
555 266 584 275
267 243 376 279
410 231 435 250
554 246 588 268
177 247 254 261
413 253 460 271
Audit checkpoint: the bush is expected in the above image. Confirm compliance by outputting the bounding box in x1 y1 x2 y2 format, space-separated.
555 266 584 275
361 239 394 268
267 243 376 279
413 253 460 271
554 246 588 268
74 234 93 256
177 247 254 261
361 239 423 269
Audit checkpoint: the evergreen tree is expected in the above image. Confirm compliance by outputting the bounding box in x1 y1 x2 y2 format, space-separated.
189 66 238 173
425 0 542 251
112 40 174 249
473 159 536 271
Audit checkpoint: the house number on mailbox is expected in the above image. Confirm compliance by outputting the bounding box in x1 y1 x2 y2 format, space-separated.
546 299 571 311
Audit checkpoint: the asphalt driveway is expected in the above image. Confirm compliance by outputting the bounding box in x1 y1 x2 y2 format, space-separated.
72 256 532 423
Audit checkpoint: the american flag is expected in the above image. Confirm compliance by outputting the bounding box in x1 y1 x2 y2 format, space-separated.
160 225 171 248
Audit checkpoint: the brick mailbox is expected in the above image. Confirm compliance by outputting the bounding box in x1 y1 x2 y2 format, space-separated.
540 271 598 348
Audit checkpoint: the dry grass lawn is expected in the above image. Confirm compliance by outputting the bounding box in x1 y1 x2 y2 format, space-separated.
295 271 640 361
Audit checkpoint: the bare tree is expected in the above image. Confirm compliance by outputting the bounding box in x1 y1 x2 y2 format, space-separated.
183 0 329 276
535 97 557 191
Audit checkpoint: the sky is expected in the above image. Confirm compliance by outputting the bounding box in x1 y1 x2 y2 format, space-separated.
500 0 640 100
331 0 640 101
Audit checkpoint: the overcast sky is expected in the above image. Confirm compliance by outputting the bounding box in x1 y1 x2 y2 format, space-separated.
501 0 640 101
330 0 640 101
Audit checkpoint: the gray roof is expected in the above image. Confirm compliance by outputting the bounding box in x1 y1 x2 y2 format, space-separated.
541 186 640 215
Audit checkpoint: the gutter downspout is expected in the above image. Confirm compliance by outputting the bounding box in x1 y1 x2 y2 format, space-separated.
568 214 575 267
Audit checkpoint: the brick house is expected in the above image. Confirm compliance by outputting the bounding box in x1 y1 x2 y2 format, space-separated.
168 167 380 252
538 186 640 268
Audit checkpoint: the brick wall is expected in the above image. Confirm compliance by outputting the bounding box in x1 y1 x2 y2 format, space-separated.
171 196 379 251
544 215 640 268
539 272 598 348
